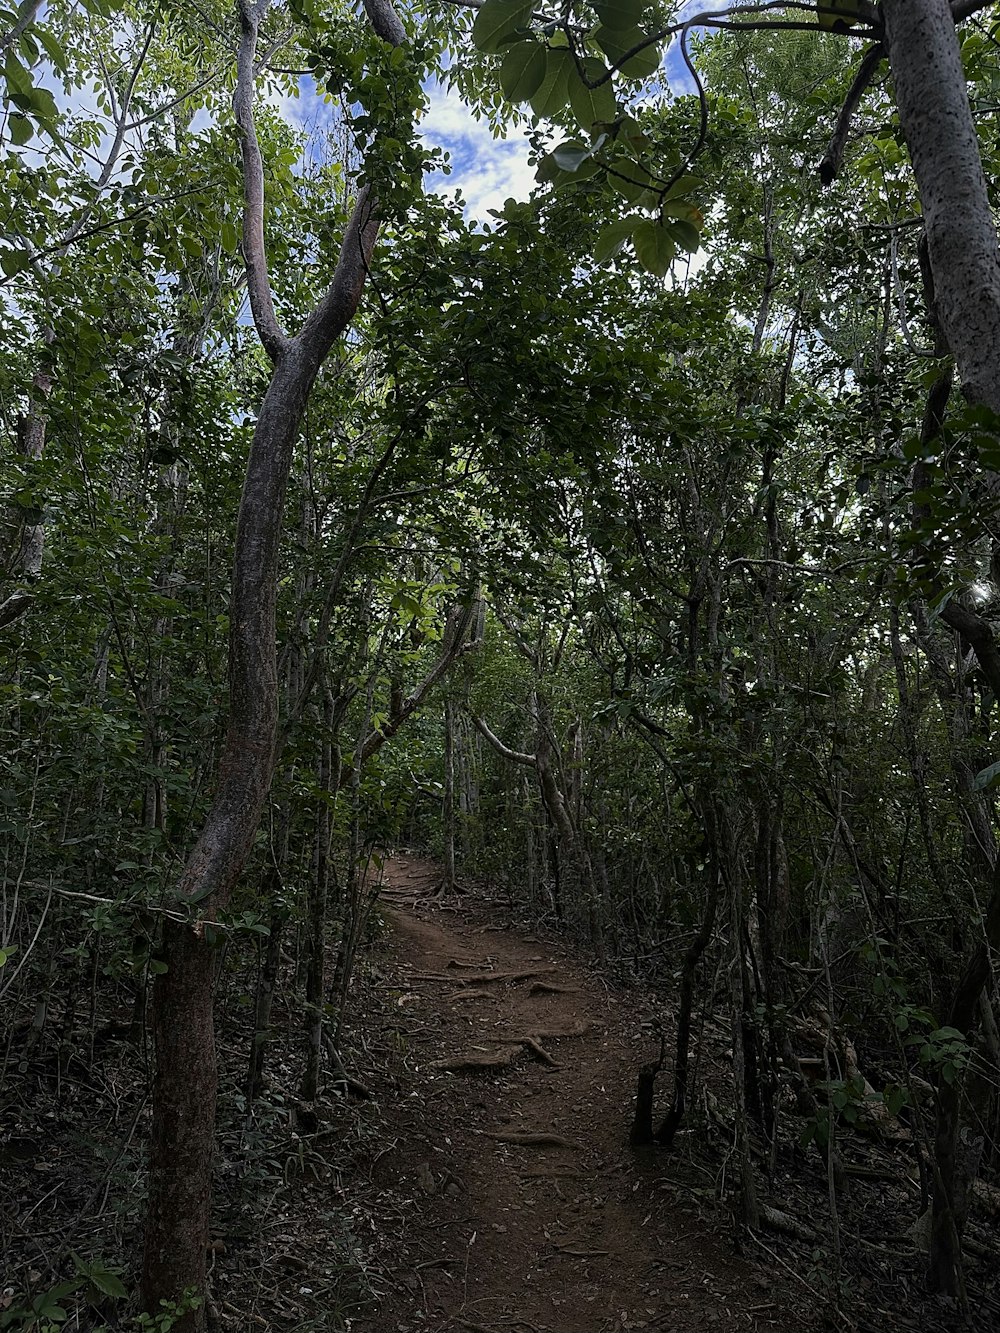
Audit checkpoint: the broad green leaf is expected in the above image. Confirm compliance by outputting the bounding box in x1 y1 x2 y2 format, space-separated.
36 28 69 70
594 216 636 263
3 52 31 97
500 40 547 101
567 56 616 131
594 0 647 30
660 198 702 224
663 172 701 199
8 112 32 145
608 158 652 203
24 84 59 125
529 47 573 116
592 25 661 78
0 248 31 277
632 219 675 277
472 0 534 54
972 758 1000 792
221 220 239 254
665 217 700 252
552 139 592 171
88 1268 126 1300
535 149 599 185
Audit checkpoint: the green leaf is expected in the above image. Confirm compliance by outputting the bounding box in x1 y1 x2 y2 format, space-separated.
632 219 675 277
8 112 33 145
149 959 169 975
500 40 547 101
535 145 599 184
552 139 593 171
592 25 661 78
88 1268 127 1300
472 0 534 54
972 758 1000 792
3 52 32 97
594 215 636 263
529 47 573 115
0 248 31 277
593 0 647 30
608 158 652 203
666 217 700 252
663 172 701 200
567 56 616 131
220 220 239 254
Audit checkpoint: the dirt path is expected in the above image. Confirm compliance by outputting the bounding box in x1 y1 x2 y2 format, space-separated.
355 853 797 1333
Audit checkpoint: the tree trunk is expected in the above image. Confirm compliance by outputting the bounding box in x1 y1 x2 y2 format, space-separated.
882 0 1000 416
441 695 457 892
140 0 401 1316
302 694 336 1104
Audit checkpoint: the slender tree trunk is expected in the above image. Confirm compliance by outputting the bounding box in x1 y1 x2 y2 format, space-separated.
441 695 457 892
140 0 404 1320
302 692 336 1104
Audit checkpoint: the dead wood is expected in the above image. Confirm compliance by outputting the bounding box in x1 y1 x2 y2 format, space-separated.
529 981 579 996
491 1130 586 1150
443 988 499 1001
758 1204 820 1242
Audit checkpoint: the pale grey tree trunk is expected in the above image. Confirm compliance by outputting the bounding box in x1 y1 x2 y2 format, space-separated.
882 0 1000 414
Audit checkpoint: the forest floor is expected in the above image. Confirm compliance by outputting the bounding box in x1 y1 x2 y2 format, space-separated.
350 852 804 1333
4 851 1000 1331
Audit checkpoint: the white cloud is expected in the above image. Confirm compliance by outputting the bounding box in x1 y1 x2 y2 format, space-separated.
421 79 537 222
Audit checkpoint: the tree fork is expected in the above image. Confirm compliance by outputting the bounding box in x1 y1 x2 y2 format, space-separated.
140 0 403 1325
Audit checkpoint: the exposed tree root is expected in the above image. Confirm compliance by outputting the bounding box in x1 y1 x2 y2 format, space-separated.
430 1048 519 1073
529 981 579 996
442 988 499 1001
528 1020 592 1039
411 966 559 985
432 1031 564 1072
517 1035 561 1068
491 1131 586 1150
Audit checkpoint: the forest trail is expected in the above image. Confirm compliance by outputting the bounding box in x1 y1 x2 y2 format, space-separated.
356 852 797 1333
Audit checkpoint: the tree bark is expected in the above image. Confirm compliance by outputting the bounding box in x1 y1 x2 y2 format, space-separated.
882 0 1000 414
140 0 402 1325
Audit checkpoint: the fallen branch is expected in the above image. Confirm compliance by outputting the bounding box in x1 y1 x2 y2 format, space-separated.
529 981 579 996
758 1204 820 1243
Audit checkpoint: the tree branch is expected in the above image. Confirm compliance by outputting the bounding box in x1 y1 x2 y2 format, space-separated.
471 714 536 767
356 600 479 766
234 0 289 363
938 601 1000 700
0 0 42 54
818 42 885 186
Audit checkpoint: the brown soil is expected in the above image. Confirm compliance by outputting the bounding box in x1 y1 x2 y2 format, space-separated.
354 852 800 1333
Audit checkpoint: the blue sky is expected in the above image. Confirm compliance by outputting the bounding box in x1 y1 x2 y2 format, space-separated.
417 32 700 223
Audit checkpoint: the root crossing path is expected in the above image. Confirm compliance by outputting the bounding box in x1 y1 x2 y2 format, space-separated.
356 853 794 1333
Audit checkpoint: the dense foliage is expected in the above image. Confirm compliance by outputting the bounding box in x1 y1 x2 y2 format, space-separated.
4 0 1000 1328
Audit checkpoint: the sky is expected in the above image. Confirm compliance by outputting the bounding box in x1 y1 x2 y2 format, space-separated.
413 32 699 224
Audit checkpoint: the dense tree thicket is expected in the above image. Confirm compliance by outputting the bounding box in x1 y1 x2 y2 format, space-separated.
4 0 1000 1328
